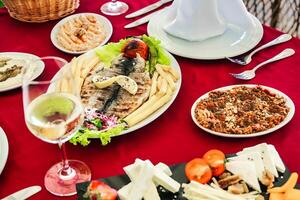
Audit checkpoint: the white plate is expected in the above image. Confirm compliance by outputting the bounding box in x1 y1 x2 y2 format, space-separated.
51 13 113 55
191 85 295 138
0 52 45 92
0 127 9 175
147 9 264 59
51 46 181 136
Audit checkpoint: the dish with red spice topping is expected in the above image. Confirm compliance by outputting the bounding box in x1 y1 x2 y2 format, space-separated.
191 85 295 138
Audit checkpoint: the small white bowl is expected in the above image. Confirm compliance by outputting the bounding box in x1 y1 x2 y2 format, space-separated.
50 13 113 55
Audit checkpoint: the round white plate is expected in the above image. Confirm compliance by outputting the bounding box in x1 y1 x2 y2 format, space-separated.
191 85 295 138
51 46 181 136
147 9 264 60
0 127 9 175
0 52 45 92
51 13 113 55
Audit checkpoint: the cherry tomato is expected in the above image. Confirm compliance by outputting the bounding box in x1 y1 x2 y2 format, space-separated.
88 180 117 200
185 158 213 184
203 149 225 176
122 38 149 60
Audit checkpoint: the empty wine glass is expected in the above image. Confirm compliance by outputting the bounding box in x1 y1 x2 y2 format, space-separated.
22 56 91 196
100 0 129 16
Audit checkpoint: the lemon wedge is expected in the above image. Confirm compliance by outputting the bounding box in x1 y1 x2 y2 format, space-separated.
93 75 118 89
116 75 138 95
93 75 138 95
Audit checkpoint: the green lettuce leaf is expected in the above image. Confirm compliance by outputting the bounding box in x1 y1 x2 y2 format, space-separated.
95 35 171 75
95 39 128 67
69 125 125 146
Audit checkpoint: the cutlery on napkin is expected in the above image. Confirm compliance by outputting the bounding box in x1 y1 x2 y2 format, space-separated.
1 186 41 200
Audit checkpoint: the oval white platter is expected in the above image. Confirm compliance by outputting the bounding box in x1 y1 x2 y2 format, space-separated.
50 13 113 55
51 46 182 137
191 84 295 138
0 52 45 92
0 127 9 175
148 8 264 60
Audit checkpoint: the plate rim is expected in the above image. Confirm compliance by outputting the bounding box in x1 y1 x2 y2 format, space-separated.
50 12 113 55
191 84 295 138
147 9 264 60
0 127 9 175
0 52 45 92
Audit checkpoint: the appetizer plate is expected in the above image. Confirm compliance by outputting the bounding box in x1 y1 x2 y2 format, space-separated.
147 8 264 60
76 159 297 200
50 13 113 55
191 85 295 138
0 52 45 92
0 127 9 175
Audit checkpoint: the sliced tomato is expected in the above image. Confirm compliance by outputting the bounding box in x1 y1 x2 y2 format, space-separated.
185 158 212 184
122 38 149 60
88 180 117 200
203 149 225 176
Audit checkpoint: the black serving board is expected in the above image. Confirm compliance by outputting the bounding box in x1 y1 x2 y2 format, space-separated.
77 158 299 200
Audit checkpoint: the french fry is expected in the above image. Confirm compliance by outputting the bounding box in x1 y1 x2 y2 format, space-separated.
55 79 62 92
168 67 179 81
60 77 70 93
158 78 168 96
81 54 100 78
268 172 298 193
125 87 173 127
157 75 162 90
70 57 78 76
155 64 176 91
160 64 171 71
124 94 163 122
150 72 158 97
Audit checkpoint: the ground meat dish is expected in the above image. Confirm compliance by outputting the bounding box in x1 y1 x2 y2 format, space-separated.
194 86 290 134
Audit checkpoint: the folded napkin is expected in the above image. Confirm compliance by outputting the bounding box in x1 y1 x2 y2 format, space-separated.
163 0 254 42
164 0 226 42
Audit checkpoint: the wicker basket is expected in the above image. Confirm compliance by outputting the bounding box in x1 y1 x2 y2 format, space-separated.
2 0 80 23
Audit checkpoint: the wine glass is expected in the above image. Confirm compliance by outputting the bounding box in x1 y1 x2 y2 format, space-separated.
100 0 129 16
22 56 91 196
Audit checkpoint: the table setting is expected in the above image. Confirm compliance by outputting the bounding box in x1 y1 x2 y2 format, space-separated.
0 0 300 199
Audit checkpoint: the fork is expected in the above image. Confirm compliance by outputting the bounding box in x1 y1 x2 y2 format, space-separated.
230 48 295 80
226 34 292 65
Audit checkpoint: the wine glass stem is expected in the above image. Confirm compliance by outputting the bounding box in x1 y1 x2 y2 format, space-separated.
58 142 75 179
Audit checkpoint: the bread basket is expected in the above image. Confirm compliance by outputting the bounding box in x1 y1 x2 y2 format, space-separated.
2 0 80 23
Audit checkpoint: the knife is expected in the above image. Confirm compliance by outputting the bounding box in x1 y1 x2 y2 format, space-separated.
124 10 162 29
2 186 41 200
125 0 173 18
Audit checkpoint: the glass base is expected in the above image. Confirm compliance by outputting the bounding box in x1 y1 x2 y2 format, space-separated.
44 160 91 196
100 1 129 16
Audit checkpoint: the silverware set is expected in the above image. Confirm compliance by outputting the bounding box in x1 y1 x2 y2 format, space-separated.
1 186 41 200
227 33 294 80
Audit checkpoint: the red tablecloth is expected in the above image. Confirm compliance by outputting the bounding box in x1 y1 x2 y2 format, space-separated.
1 0 300 199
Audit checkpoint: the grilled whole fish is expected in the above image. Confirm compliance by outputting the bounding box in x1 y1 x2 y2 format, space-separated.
81 54 151 119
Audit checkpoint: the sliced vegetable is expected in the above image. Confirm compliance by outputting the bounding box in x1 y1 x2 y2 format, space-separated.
84 180 117 200
269 192 285 200
185 158 212 184
268 172 298 193
203 149 225 176
122 38 149 60
284 189 300 200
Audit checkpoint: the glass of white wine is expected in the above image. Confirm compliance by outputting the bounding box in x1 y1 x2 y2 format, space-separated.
22 56 91 196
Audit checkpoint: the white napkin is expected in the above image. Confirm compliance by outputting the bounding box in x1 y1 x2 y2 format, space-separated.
163 0 254 42
218 0 254 28
164 0 226 42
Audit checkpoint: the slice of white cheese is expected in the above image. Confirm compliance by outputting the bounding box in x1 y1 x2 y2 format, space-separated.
125 160 154 200
152 168 180 193
238 143 278 178
144 181 160 200
225 160 261 192
155 162 173 177
118 184 131 200
228 152 265 181
268 144 286 173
